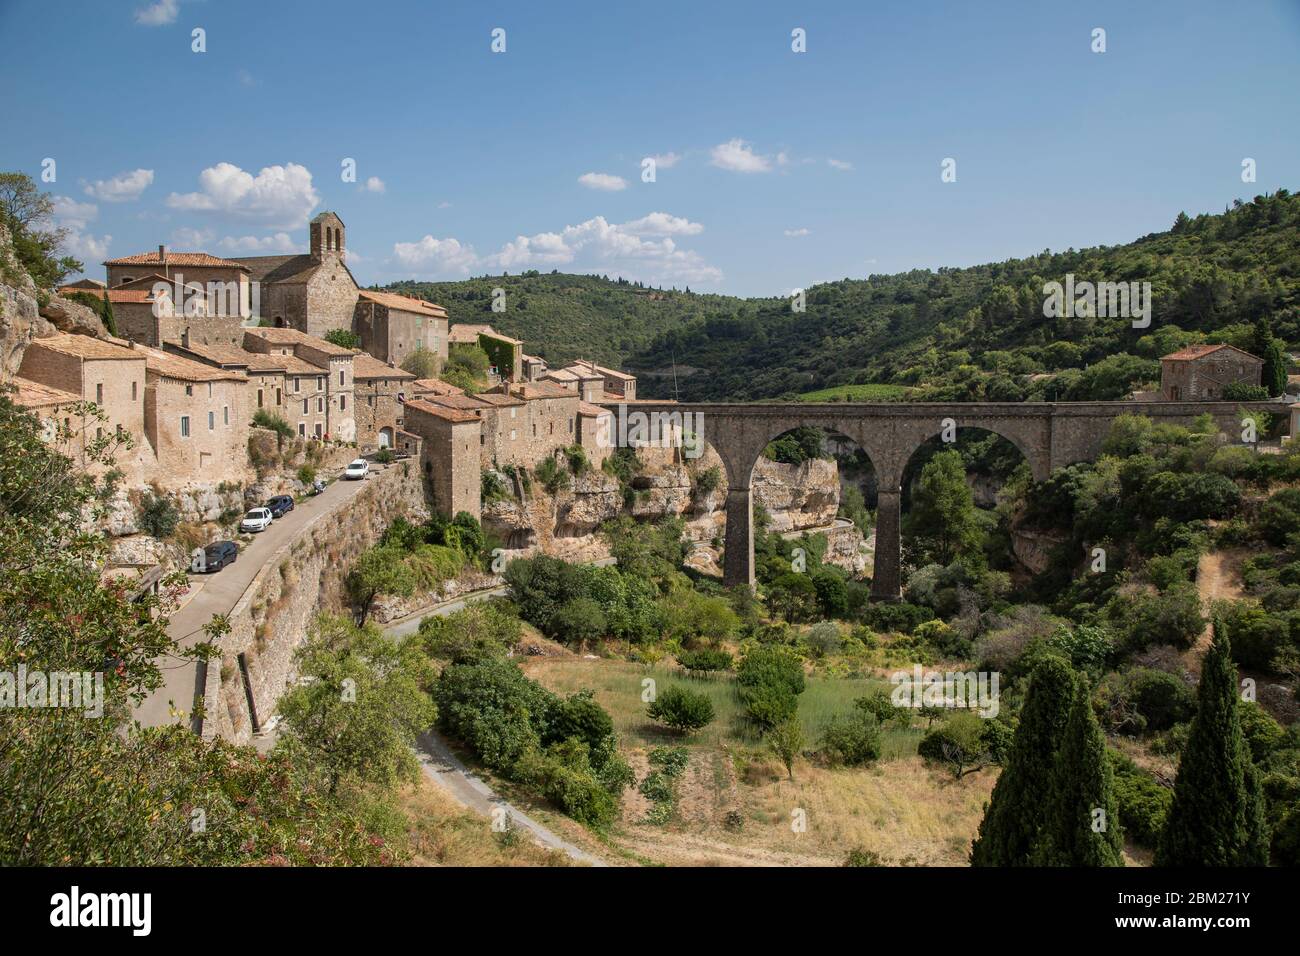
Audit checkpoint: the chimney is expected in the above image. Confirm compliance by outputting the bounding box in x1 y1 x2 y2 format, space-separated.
158 244 166 264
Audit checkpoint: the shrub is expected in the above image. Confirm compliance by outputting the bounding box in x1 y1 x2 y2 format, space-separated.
819 709 882 766
860 601 934 635
252 408 294 443
534 456 570 495
1110 751 1172 848
918 712 991 777
374 448 394 465
138 492 179 539
419 600 521 662
1095 668 1196 735
434 657 555 773
647 685 715 734
804 621 843 658
1223 382 1269 401
297 464 317 485
676 647 733 676
563 444 588 475
323 328 361 349
552 596 607 645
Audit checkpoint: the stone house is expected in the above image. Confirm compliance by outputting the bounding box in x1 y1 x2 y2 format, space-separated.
10 376 87 458
508 380 582 462
232 212 359 339
242 327 356 442
449 323 523 382
410 377 465 399
545 364 605 402
418 390 528 469
1160 344 1264 400
521 353 548 381
354 289 448 368
103 248 254 318
349 350 415 451
135 345 250 488
402 399 481 519
16 333 154 483
164 341 289 421
577 401 613 468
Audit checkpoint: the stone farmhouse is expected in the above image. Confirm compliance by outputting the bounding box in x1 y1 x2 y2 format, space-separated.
354 289 448 368
1160 344 1265 400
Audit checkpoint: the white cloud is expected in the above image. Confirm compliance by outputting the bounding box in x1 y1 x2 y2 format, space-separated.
391 213 720 285
392 236 479 275
216 232 298 254
134 0 178 26
83 168 154 203
827 158 853 171
709 139 772 173
645 152 681 169
619 212 704 237
776 151 790 167
51 197 110 263
237 69 258 88
52 196 98 231
170 226 214 248
578 172 627 192
166 162 320 230
784 228 811 238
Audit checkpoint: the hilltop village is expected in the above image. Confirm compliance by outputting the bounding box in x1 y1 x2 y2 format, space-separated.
10 212 653 528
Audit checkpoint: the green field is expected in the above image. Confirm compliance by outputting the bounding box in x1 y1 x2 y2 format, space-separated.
524 658 923 758
797 383 914 403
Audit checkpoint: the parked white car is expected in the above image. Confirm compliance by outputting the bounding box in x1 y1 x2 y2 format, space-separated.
344 458 369 480
240 507 274 533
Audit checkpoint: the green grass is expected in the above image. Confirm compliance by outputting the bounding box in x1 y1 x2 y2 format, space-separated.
797 383 914 403
526 659 922 757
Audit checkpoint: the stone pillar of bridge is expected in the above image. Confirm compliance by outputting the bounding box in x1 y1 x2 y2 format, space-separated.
722 486 755 589
870 486 903 602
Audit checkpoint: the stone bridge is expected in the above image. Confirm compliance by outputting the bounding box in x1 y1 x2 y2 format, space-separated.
599 399 1290 600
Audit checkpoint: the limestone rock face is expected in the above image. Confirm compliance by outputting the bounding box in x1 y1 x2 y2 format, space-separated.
39 295 106 338
105 533 172 569
0 221 54 380
1010 525 1070 574
558 470 623 535
753 457 839 532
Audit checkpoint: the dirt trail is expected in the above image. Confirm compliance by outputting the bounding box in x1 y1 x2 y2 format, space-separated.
1190 548 1248 669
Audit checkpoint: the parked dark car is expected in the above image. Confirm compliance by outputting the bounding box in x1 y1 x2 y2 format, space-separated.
265 495 295 518
199 540 239 573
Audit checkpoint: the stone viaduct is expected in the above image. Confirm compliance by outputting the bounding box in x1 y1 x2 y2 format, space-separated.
599 399 1290 601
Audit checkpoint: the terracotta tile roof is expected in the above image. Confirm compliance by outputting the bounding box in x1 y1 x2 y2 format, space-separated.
402 398 479 423
543 368 580 383
350 351 416 380
103 250 249 270
168 342 288 373
1161 343 1262 363
428 394 491 411
358 289 448 317
473 391 525 407
135 344 247 383
568 359 635 381
63 287 158 304
242 327 355 357
29 332 142 361
112 273 172 290
560 362 607 381
449 323 523 346
411 377 464 396
578 401 612 417
10 376 81 409
510 381 575 401
60 278 106 290
277 354 329 375
231 254 319 284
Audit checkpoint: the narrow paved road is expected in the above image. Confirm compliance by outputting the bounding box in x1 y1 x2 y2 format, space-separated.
133 474 371 730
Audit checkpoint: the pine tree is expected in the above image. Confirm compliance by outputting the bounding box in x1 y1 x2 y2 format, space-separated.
1033 674 1124 866
1155 622 1270 866
1251 317 1287 397
970 657 1076 866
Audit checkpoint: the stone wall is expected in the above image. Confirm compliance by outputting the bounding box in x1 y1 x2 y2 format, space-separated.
201 460 428 743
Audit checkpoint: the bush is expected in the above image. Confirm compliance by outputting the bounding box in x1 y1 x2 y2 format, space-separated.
552 596 607 645
1223 382 1269 401
676 647 733 676
252 408 294 443
917 712 991 777
419 601 520 662
138 492 179 539
297 464 317 486
804 621 842 658
434 657 555 773
860 601 934 635
323 328 361 349
647 686 715 734
1110 751 1172 848
1095 668 1196 734
819 709 882 766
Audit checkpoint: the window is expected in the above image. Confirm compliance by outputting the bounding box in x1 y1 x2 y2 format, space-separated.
223 406 229 426
180 415 190 437
510 407 517 419
276 388 282 404
185 385 193 397
95 383 103 404
339 369 345 386
532 424 537 437
314 423 322 439
294 378 301 393
131 381 137 401
96 426 103 441
317 397 324 414
208 411 215 431
257 388 264 408
207 383 213 398
298 423 305 437
340 395 346 411
317 376 324 390
302 399 308 414
569 417 574 433
510 429 517 441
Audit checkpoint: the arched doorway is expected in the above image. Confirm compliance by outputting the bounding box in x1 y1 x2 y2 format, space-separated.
378 427 394 449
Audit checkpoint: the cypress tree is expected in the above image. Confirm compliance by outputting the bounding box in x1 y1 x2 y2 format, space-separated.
1033 674 1124 866
1155 622 1270 866
970 657 1076 866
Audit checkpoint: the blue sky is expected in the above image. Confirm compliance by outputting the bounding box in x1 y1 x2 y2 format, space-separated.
1 0 1297 296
